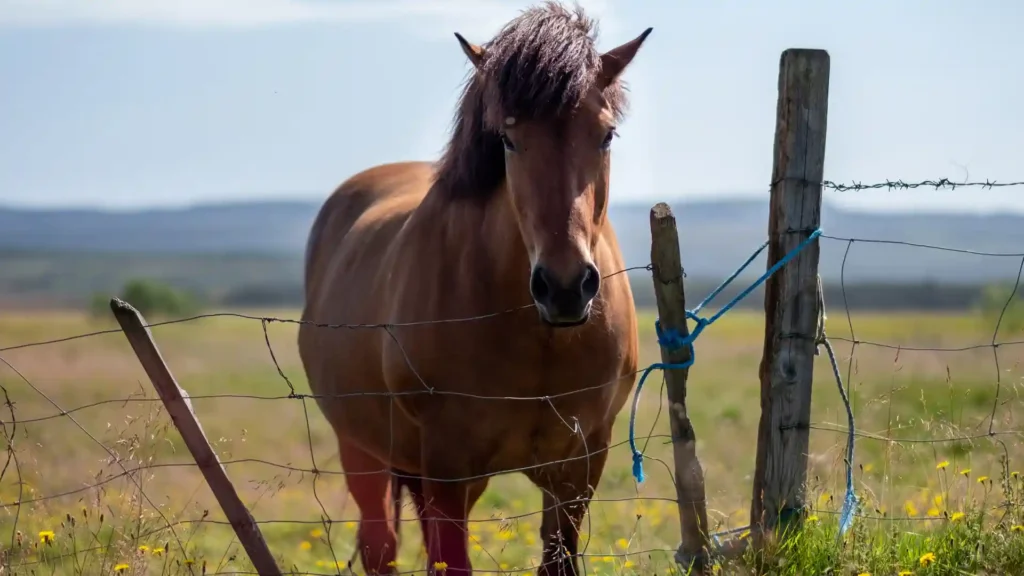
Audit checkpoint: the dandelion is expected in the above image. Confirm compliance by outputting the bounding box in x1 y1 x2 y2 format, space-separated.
623 559 635 568
1012 471 1019 478
387 560 398 567
950 512 965 522
927 507 940 517
138 545 149 554
857 572 871 576
114 564 130 573
807 515 819 523
153 548 165 556
38 530 55 544
904 501 919 516
960 468 971 477
310 528 324 539
184 559 195 566
919 552 936 566
434 560 449 572
739 529 751 540
863 463 874 472
616 538 629 550
1011 525 1023 533
936 460 949 470
299 541 312 551
933 495 943 506
977 476 989 483
898 571 912 576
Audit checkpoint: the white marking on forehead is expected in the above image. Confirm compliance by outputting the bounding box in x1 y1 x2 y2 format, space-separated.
504 116 516 126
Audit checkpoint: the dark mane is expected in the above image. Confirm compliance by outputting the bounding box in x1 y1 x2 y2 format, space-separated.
433 1 627 200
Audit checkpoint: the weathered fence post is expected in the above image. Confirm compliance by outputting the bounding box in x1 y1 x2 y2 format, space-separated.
649 203 711 571
110 298 283 576
749 49 829 540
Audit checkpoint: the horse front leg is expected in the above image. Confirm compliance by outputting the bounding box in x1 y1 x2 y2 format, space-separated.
533 433 610 576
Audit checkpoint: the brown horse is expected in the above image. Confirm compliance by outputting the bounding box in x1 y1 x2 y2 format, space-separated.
298 3 651 574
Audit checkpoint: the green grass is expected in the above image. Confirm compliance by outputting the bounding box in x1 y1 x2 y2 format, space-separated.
0 307 1022 575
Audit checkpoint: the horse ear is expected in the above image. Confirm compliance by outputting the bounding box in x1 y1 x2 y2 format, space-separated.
597 27 653 89
454 32 486 70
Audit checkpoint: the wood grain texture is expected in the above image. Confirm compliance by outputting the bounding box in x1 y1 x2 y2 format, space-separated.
111 298 283 576
649 203 711 571
750 48 829 538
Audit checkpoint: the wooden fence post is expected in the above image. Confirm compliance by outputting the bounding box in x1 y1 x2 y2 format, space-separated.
110 298 283 576
649 203 711 571
749 49 829 539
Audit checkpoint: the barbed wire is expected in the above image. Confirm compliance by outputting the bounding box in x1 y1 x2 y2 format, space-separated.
819 177 1024 192
2 182 1024 573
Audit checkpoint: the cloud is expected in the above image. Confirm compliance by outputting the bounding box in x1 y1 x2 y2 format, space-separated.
0 0 620 39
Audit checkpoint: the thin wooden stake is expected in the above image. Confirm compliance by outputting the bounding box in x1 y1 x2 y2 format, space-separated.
649 203 711 571
110 298 283 576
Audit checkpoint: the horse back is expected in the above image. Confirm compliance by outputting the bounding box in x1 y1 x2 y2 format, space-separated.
302 161 435 322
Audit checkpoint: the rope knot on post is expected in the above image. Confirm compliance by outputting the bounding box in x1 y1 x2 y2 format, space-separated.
628 228 823 485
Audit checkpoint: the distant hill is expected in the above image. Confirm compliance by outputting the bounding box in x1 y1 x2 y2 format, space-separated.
2 198 1023 285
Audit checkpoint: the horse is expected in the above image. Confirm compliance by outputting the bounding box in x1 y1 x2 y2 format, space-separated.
298 3 651 574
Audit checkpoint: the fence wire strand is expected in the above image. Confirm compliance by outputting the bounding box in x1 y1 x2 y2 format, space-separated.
2 177 1024 573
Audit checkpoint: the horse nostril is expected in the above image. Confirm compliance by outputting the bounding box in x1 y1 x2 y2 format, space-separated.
580 264 601 300
530 266 552 301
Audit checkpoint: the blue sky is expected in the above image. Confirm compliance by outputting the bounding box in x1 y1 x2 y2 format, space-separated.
1 0 1021 213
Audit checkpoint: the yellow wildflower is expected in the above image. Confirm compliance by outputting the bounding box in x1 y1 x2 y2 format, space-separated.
904 501 919 516
434 561 449 571
739 529 751 540
184 559 194 566
616 538 629 550
113 564 130 573
1011 525 1023 533
387 560 398 567
623 559 635 568
310 528 324 539
299 541 312 551
38 530 55 544
977 476 989 483
936 460 949 470
138 545 149 554
933 495 943 506
152 548 164 556
807 515 819 523
927 507 940 517
898 571 912 576
950 512 965 522
857 572 871 576
960 468 971 477
919 552 936 566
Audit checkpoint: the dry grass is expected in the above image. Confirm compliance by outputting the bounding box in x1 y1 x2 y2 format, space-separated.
0 306 1022 575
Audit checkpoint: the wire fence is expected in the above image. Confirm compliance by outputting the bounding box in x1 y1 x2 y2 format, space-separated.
0 178 1023 575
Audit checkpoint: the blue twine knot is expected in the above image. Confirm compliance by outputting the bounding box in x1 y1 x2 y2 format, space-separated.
628 228 823 486
631 451 645 484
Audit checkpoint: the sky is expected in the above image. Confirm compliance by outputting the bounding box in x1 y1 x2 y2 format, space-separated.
1 0 1022 214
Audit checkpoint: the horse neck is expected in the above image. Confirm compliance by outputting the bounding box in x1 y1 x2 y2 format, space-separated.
420 183 532 304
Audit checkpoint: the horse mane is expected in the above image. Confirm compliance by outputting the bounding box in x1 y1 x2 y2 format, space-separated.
433 1 628 200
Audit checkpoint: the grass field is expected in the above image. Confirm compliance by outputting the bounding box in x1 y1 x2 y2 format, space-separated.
0 306 1022 575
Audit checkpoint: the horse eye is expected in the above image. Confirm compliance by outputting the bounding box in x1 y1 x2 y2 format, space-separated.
600 129 616 150
500 133 516 152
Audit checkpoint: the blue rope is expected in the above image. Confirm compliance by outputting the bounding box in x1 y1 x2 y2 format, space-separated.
629 227 822 484
821 337 858 536
627 226 863 546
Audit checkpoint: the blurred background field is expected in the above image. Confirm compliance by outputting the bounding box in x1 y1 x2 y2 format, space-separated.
1 302 1021 574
